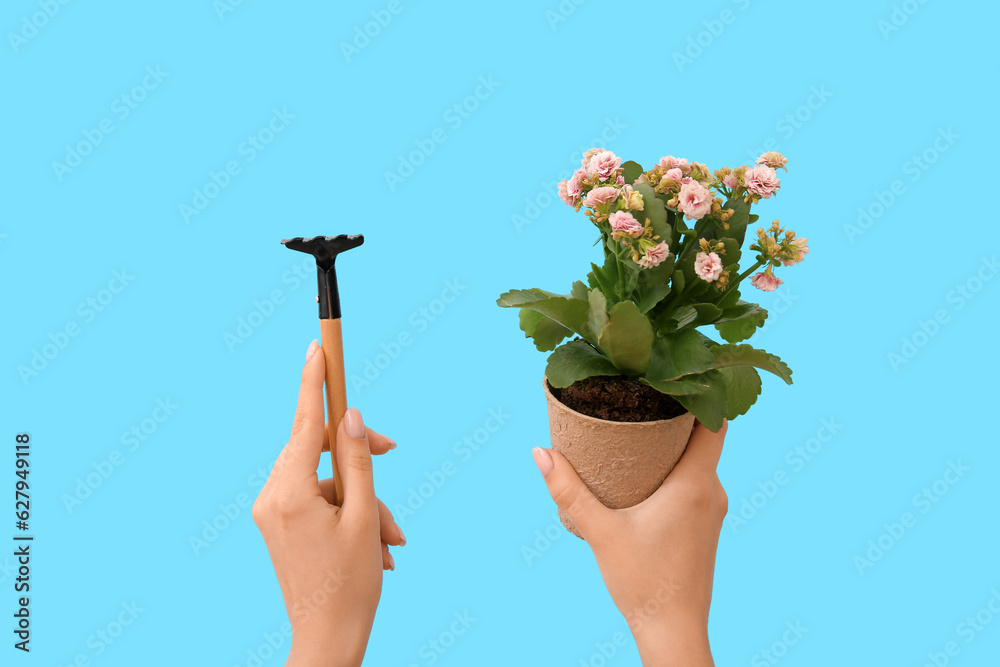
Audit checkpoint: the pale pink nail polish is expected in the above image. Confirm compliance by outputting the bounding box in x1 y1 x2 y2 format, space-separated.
344 408 365 439
533 447 554 477
305 339 319 361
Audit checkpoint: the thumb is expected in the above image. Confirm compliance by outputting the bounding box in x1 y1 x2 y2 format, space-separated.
337 408 377 521
532 447 610 538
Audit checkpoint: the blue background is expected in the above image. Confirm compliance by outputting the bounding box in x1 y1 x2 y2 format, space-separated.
3 0 998 665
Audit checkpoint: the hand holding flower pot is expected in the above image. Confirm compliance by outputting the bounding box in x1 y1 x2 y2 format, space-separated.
499 149 807 536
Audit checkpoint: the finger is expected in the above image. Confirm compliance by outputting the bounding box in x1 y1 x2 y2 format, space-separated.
668 420 728 480
322 425 396 456
378 498 405 546
275 340 327 482
532 447 611 539
382 542 395 571
337 408 378 521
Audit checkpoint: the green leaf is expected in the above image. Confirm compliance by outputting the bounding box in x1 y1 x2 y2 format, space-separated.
634 182 670 242
714 308 767 343
709 344 793 384
519 310 571 352
497 288 563 307
622 160 644 185
571 281 590 301
672 269 686 294
718 237 742 267
545 340 620 388
515 295 594 341
717 288 742 310
716 301 760 323
647 330 717 381
641 372 713 396
673 369 727 432
588 289 608 339
638 283 671 314
719 366 762 419
598 301 654 375
589 262 617 299
655 304 697 332
720 195 752 245
690 303 723 326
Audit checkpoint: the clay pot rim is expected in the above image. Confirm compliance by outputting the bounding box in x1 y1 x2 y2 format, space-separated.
543 376 692 427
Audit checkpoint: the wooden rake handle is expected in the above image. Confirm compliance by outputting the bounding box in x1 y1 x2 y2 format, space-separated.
320 318 347 507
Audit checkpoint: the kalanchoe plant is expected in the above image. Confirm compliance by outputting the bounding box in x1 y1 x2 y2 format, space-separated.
497 149 808 432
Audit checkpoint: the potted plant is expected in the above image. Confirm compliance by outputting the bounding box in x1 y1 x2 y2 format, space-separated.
498 149 808 537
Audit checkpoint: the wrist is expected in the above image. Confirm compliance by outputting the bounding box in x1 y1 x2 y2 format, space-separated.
630 618 712 667
287 631 367 667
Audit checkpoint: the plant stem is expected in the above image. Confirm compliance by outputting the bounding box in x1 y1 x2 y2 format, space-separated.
718 260 764 301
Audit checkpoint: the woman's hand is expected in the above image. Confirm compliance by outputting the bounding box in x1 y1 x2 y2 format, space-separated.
253 340 405 667
533 421 728 667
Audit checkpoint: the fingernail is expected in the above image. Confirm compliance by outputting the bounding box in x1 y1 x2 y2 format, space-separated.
387 551 395 571
388 439 397 450
305 339 319 362
344 408 365 439
532 447 554 478
398 528 406 546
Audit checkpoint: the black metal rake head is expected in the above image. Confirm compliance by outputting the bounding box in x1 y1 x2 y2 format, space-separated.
281 234 364 319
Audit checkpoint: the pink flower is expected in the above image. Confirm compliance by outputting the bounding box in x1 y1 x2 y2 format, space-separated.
585 150 622 182
750 271 783 292
580 147 603 169
723 173 738 189
559 168 586 206
744 165 781 199
782 237 809 266
584 186 619 208
658 155 689 171
677 181 713 220
694 252 723 282
665 167 683 181
609 210 644 239
638 242 670 269
756 151 788 171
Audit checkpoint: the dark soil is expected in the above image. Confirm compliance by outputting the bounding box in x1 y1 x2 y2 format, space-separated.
551 375 687 422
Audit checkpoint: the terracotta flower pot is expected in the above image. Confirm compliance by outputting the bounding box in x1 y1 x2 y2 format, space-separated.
543 377 696 538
